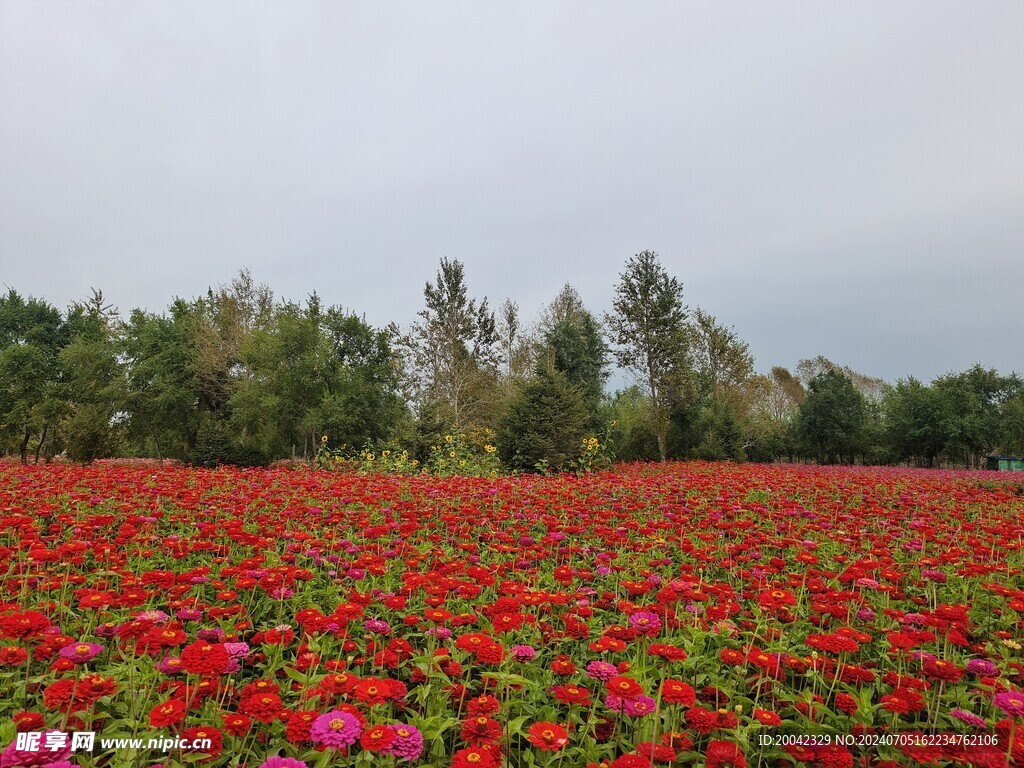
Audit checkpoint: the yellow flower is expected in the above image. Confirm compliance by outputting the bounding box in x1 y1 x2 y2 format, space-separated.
366 453 375 461
321 435 328 442
449 451 456 458
382 450 390 458
445 434 453 443
484 445 496 453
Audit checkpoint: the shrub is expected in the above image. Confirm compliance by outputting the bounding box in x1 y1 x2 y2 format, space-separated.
497 367 590 472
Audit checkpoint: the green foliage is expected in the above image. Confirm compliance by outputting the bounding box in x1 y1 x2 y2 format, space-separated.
690 398 746 461
0 290 69 462
122 304 201 461
883 378 951 467
4 270 1024 472
796 370 868 464
537 284 609 430
425 428 501 476
604 251 691 461
59 292 127 462
497 367 590 472
933 365 1023 468
403 258 500 430
230 300 408 462
605 387 659 461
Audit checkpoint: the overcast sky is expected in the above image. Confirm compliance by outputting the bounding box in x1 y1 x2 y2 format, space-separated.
2 2 1022 383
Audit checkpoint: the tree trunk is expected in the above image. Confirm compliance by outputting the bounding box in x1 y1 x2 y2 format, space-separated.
20 429 30 464
34 424 48 464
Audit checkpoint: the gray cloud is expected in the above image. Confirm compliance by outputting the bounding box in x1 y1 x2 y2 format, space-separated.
2 1 1022 383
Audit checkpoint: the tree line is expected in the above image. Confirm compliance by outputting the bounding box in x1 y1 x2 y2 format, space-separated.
2 253 1021 469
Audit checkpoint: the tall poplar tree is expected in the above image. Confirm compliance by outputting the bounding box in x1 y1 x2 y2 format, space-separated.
604 251 690 461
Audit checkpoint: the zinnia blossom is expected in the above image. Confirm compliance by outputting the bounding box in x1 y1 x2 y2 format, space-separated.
257 758 307 768
309 710 362 748
994 691 1024 718
384 723 424 761
57 642 103 664
526 721 568 751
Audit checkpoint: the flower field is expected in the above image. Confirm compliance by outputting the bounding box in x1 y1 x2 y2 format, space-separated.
2 461 1024 767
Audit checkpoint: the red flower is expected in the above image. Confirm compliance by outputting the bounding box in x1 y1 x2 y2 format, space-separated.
239 693 284 723
526 722 568 752
284 709 318 744
605 676 643 700
686 707 719 735
179 725 223 760
466 694 501 717
360 724 396 752
0 611 51 640
451 745 499 768
705 739 746 768
12 711 45 732
815 744 854 768
353 677 392 706
220 713 252 737
552 684 591 706
921 658 963 682
179 641 229 676
460 716 503 746
0 645 28 666
834 693 858 715
661 679 695 706
149 698 187 727
752 708 782 726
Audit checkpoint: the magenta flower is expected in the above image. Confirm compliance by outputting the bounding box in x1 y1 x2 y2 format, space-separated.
363 619 391 635
1 731 73 767
257 758 308 768
310 711 361 748
135 610 170 623
623 694 657 717
157 656 185 675
967 659 999 676
511 645 536 662
628 611 661 637
949 708 986 728
384 724 424 761
58 642 103 663
994 691 1024 718
586 661 618 682
224 642 250 660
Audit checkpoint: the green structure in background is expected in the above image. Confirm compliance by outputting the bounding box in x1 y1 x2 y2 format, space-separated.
986 455 1024 471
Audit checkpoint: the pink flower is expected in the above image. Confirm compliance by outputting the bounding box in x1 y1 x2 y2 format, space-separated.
309 711 361 749
384 724 424 761
57 642 103 663
994 691 1024 718
257 758 307 768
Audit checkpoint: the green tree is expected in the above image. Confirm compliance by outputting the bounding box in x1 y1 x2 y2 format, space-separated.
796 369 868 465
403 258 499 429
537 284 608 430
882 378 952 467
604 251 691 461
59 290 126 462
232 299 407 462
0 290 68 463
690 308 753 398
934 365 1022 468
1000 391 1024 457
497 366 589 472
122 303 201 461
